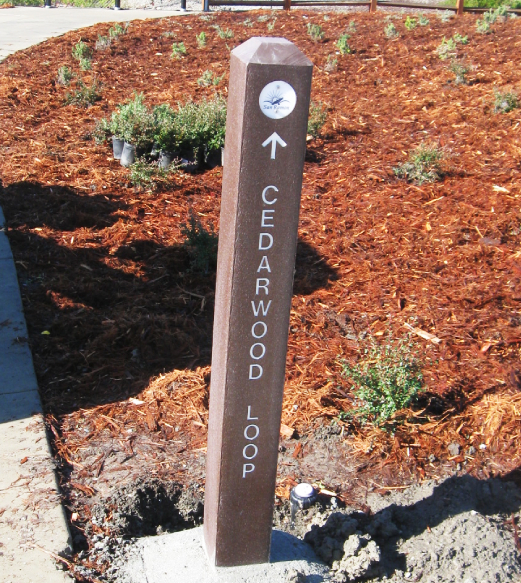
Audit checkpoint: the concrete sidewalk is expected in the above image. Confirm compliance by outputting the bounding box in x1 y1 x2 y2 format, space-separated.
0 5 193 62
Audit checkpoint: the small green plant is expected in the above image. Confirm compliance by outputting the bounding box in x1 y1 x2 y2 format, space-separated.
242 17 254 27
95 34 111 51
348 20 357 32
453 32 468 44
336 33 352 55
56 65 73 86
162 30 176 38
72 40 92 61
340 335 423 428
324 54 338 72
109 23 127 39
307 23 325 42
267 19 276 32
438 10 453 23
394 143 446 185
384 22 399 38
181 212 218 273
196 31 207 48
493 88 519 113
449 59 469 85
115 92 156 148
476 18 491 33
437 36 457 60
215 26 234 39
129 158 165 189
307 101 327 138
404 16 417 30
171 42 186 59
418 14 430 26
484 4 508 22
257 14 270 22
197 69 223 87
65 78 101 108
78 57 92 71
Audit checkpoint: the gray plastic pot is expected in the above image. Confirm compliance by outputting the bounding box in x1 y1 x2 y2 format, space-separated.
120 142 136 167
112 136 124 160
159 151 175 170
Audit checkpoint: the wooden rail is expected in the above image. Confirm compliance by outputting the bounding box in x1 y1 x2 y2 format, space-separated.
206 0 521 16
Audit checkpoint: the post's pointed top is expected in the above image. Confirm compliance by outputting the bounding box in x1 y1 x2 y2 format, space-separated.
232 37 313 67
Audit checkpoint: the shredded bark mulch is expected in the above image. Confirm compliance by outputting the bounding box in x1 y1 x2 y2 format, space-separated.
1 8 521 569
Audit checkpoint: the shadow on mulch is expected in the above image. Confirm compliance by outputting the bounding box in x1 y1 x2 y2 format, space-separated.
1 181 338 416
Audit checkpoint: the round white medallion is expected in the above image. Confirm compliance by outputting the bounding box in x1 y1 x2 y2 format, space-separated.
259 81 297 120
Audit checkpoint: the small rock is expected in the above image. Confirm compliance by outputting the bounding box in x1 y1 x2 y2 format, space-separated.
448 443 460 457
285 568 306 583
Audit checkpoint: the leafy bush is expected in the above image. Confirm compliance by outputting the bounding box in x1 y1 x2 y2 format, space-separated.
394 143 446 185
181 212 218 273
214 25 233 39
437 37 457 60
336 33 352 55
56 66 73 86
476 18 491 33
384 22 399 38
418 14 430 26
483 4 508 21
115 93 156 148
196 31 207 48
404 16 417 30
173 95 227 153
197 70 223 87
341 336 423 428
449 60 470 84
453 32 468 44
95 35 111 51
307 101 327 138
129 158 166 189
65 78 101 108
109 23 127 39
493 88 519 113
307 23 325 41
324 55 338 72
171 42 186 59
72 40 92 61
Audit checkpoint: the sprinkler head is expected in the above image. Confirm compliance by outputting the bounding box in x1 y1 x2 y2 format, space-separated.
290 483 317 510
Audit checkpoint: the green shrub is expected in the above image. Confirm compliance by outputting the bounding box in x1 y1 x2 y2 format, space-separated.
173 95 227 153
307 23 325 42
438 10 453 22
307 101 327 138
340 336 423 428
65 78 101 108
418 14 430 26
336 33 352 55
449 60 469 84
453 32 468 44
129 158 166 189
95 35 111 51
384 22 399 38
78 57 92 71
108 23 127 39
404 16 417 30
483 4 508 21
197 70 223 87
196 31 207 48
214 25 234 39
324 55 338 72
394 143 446 184
437 36 457 60
476 18 491 33
72 40 92 61
115 93 156 148
181 212 218 273
171 42 186 59
493 88 519 113
56 65 74 86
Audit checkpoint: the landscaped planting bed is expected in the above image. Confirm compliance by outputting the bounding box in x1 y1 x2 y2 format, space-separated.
0 8 520 580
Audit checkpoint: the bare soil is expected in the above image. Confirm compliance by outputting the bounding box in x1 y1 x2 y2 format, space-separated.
0 8 521 581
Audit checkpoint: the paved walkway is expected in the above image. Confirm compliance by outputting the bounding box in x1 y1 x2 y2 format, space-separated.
0 5 194 62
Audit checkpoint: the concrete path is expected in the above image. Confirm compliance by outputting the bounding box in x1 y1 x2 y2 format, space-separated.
0 5 194 62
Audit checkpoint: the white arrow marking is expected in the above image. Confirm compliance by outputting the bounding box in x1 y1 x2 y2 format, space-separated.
262 132 287 160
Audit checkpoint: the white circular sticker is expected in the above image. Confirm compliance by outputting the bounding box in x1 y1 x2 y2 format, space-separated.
259 81 297 120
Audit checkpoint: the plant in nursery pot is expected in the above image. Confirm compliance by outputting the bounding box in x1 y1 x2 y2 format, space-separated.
152 103 179 169
199 95 227 169
116 93 156 167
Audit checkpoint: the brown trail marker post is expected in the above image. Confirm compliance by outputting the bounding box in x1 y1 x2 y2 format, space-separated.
204 37 313 568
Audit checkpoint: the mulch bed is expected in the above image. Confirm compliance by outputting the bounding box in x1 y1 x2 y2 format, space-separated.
1 7 521 575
